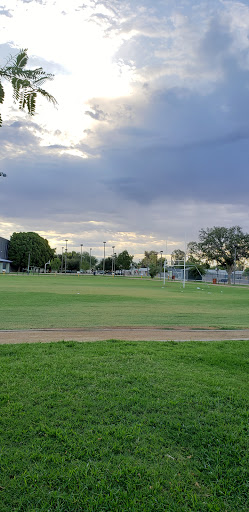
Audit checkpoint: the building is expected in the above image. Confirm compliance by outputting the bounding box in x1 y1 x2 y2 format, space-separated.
0 237 11 273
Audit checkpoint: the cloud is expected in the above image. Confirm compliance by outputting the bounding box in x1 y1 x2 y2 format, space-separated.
1 0 249 257
0 7 12 17
85 105 109 121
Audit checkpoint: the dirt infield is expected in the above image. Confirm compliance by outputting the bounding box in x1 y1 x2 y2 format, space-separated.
1 327 249 344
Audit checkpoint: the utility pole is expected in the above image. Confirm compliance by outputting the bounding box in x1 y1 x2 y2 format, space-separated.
80 244 83 270
65 239 68 273
163 258 168 285
183 253 186 289
112 246 115 275
103 242 106 274
160 251 163 280
61 247 64 273
234 245 237 285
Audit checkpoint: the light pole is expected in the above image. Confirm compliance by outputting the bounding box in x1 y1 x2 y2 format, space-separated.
234 245 237 285
103 242 106 274
160 250 163 280
163 258 168 285
183 252 186 289
65 239 68 274
114 252 116 275
80 244 83 271
61 247 64 273
90 248 92 272
112 246 115 275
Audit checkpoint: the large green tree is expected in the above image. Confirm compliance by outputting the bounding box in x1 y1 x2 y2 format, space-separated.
0 48 57 126
116 250 133 271
8 232 55 271
140 251 158 268
50 257 61 272
80 251 98 272
57 251 98 272
188 226 249 285
97 257 113 272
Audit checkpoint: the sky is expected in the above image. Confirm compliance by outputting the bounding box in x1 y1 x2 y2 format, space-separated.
0 0 249 261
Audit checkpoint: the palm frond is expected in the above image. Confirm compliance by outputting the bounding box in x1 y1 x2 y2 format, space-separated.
36 87 58 106
0 48 57 124
0 81 4 104
27 92 37 115
15 50 28 68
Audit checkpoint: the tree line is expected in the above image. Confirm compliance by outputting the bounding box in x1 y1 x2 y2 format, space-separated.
132 226 249 283
7 226 249 282
7 232 135 273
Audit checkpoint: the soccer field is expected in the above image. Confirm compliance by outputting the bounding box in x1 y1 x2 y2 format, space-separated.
1 274 249 330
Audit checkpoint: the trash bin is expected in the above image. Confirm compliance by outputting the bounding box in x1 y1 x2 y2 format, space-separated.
212 278 217 284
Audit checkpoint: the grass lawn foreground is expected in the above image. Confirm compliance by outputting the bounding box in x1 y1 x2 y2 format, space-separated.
0 340 248 511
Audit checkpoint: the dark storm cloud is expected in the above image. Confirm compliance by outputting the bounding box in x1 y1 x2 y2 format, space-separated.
103 137 249 206
0 144 113 220
91 17 249 208
0 120 43 148
199 18 233 64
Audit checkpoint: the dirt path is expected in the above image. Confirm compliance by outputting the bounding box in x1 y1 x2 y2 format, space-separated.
1 327 249 344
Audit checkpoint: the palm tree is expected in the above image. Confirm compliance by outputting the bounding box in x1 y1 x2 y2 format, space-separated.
0 48 57 126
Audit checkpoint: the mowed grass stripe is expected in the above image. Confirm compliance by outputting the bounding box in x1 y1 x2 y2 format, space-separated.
1 275 249 329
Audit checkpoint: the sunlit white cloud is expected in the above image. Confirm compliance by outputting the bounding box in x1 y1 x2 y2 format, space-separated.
0 0 137 145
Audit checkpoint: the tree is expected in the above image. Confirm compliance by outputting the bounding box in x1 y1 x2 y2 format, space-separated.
0 48 57 126
80 251 97 272
67 256 80 272
50 257 61 272
171 249 185 265
187 263 207 280
148 262 160 279
57 251 97 273
243 267 249 277
8 232 54 271
97 257 113 272
188 226 249 285
140 251 158 268
116 250 133 271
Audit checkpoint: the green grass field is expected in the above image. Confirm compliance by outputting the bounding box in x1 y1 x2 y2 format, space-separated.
1 274 249 329
1 275 248 511
0 340 248 511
